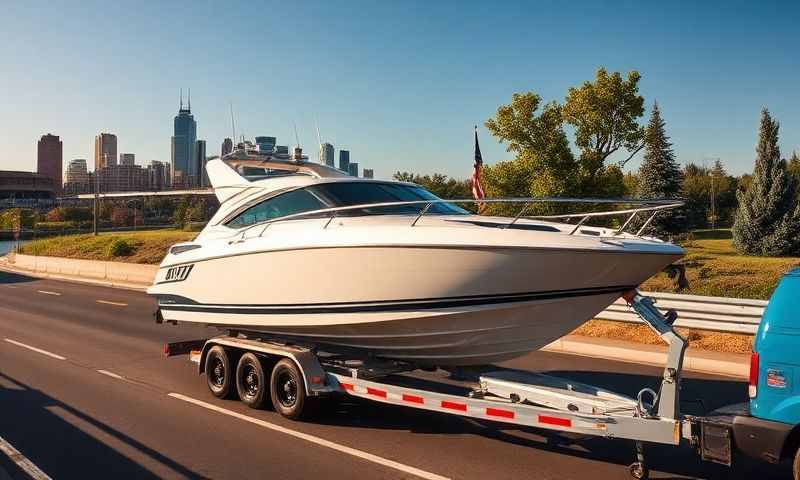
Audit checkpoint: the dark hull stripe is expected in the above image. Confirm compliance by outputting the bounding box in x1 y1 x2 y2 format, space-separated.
158 284 631 315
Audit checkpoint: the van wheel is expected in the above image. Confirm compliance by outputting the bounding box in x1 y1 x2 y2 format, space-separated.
270 358 317 420
205 345 233 399
236 353 269 409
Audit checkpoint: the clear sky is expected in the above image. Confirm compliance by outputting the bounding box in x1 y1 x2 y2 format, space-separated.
1 0 797 179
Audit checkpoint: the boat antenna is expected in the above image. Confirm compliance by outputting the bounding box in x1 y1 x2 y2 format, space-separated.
315 116 322 146
293 121 300 147
229 103 237 144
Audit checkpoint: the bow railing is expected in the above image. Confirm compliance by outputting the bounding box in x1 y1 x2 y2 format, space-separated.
230 197 683 243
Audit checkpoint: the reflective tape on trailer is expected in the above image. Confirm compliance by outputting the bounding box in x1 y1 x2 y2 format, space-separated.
334 374 592 431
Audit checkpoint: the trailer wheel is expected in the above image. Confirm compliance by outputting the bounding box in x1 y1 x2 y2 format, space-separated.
628 462 648 480
236 353 269 409
205 345 234 399
270 358 316 420
793 446 800 480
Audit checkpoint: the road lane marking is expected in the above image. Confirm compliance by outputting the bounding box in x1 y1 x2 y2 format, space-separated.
0 433 53 480
4 339 67 360
96 300 128 307
168 393 450 480
37 290 61 296
4 285 17 288
97 369 124 380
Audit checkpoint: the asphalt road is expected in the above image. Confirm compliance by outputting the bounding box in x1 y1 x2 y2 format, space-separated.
0 270 791 480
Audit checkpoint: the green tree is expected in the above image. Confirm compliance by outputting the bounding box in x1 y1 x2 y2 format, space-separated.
636 102 683 235
562 68 646 195
484 92 578 198
789 151 800 186
392 172 471 200
733 109 800 255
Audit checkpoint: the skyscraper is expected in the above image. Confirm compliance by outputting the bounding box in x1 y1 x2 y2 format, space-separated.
94 133 117 169
171 89 197 188
147 161 170 191
64 159 90 194
119 153 135 166
37 133 63 194
221 137 233 157
320 142 334 167
362 168 374 179
348 162 359 177
338 150 350 173
196 139 208 187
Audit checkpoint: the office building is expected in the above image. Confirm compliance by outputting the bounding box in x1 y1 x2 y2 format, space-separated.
348 162 359 177
320 142 334 167
171 89 197 188
221 137 233 157
0 170 55 202
94 133 117 169
338 150 350 173
64 159 91 195
196 140 208 187
37 134 63 194
96 164 149 193
146 161 170 191
362 168 374 179
119 153 135 166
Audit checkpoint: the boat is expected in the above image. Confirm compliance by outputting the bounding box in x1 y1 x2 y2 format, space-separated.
148 152 684 366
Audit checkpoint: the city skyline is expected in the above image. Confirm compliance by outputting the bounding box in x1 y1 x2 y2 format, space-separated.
1 2 798 180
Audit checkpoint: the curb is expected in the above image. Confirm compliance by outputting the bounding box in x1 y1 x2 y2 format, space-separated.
0 257 149 292
543 335 749 379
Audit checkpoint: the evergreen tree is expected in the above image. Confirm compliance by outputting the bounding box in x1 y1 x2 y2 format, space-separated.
732 109 800 255
636 102 683 236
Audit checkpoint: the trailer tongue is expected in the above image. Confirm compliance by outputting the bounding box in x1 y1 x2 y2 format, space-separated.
165 290 720 480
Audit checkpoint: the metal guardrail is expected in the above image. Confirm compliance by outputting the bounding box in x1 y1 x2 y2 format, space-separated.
598 291 767 335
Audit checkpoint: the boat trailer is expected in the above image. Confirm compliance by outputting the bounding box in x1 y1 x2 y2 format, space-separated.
165 290 716 479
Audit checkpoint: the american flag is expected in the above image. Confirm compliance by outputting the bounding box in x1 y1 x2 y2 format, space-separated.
471 127 485 209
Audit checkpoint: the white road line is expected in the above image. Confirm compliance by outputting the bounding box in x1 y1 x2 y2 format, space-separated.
3 339 66 361
96 300 128 307
97 369 124 380
168 393 450 480
0 433 53 480
4 285 17 288
36 290 61 296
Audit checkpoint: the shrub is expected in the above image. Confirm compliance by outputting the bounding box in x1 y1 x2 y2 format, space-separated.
106 238 133 258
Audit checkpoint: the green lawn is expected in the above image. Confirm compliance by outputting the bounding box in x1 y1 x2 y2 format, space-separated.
19 230 196 264
641 229 800 300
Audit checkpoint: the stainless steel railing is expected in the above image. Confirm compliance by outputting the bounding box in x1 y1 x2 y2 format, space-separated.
231 197 683 242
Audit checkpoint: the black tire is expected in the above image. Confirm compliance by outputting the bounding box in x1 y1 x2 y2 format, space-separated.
236 353 269 409
205 345 234 399
270 358 316 420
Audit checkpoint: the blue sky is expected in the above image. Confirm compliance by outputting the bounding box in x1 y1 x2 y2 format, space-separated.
1 0 798 179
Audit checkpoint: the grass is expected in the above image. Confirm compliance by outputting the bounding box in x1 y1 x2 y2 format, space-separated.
19 230 196 264
641 229 800 300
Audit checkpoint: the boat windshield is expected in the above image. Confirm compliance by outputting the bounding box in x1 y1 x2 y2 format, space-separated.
225 181 468 228
306 182 468 216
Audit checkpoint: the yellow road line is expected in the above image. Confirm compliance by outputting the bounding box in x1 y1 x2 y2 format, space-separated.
96 300 128 307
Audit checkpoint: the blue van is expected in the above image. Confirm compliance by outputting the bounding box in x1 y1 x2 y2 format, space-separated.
727 267 800 477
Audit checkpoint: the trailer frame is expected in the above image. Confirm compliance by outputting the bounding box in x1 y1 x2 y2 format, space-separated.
166 290 701 479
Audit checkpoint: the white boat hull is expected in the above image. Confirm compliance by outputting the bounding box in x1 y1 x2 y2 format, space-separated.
151 244 681 365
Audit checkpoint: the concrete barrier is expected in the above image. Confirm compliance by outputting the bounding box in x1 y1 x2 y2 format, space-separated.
5 253 157 288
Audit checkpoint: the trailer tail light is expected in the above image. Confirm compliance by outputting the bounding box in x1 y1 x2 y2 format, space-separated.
748 352 759 398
